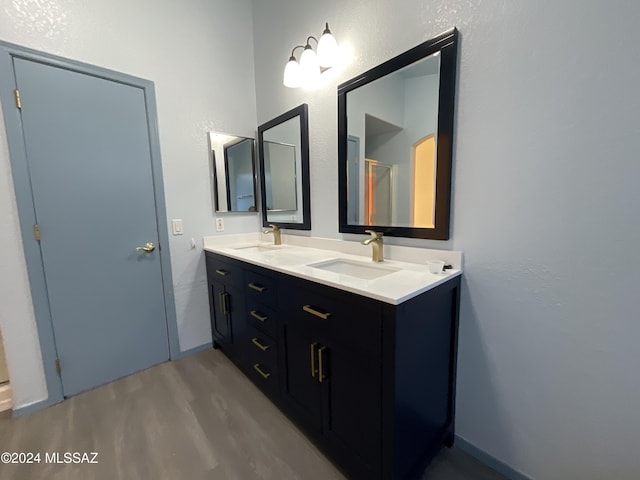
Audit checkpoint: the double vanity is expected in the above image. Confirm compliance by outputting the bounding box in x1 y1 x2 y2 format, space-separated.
204 233 462 479
204 26 461 480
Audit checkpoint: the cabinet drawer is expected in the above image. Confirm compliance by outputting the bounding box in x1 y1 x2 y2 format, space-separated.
288 282 382 356
244 269 277 307
245 326 279 395
245 326 278 368
246 302 278 338
206 253 242 288
246 361 279 397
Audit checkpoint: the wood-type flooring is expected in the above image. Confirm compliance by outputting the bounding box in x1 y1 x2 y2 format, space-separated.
0 349 507 480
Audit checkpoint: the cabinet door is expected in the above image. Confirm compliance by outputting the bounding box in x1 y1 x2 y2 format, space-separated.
206 252 242 347
311 286 382 478
209 281 246 348
281 317 324 431
322 344 382 477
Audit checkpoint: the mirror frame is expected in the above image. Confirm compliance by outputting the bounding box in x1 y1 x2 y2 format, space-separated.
257 103 311 230
338 27 458 240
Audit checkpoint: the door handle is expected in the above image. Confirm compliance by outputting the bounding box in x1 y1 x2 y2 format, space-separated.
135 242 155 253
318 346 328 383
310 342 318 378
219 292 230 315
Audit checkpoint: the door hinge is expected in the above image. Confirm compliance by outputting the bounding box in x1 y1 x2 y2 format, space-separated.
14 89 21 109
55 358 61 375
33 223 41 241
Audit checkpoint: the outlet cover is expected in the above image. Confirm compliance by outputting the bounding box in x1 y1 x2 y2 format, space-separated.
216 218 224 232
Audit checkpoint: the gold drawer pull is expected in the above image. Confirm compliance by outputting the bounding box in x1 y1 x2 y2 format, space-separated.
248 282 266 292
251 337 270 351
303 305 332 320
215 269 229 276
250 310 268 322
318 346 328 383
253 364 271 379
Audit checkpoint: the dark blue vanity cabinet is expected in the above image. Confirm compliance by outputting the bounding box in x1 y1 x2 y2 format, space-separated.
206 254 244 354
205 251 461 480
279 276 384 478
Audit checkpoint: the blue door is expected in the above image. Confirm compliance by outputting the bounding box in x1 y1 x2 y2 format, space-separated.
14 58 170 396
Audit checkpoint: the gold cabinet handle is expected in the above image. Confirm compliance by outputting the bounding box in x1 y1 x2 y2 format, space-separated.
318 346 328 383
218 292 225 314
215 269 229 276
303 305 332 320
248 282 266 292
251 337 270 352
219 292 229 314
310 342 318 378
250 310 268 322
253 363 271 379
135 242 155 253
224 292 230 314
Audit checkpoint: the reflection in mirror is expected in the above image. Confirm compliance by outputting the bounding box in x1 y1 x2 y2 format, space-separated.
209 131 257 213
258 104 311 230
348 52 440 228
339 28 458 240
263 141 298 211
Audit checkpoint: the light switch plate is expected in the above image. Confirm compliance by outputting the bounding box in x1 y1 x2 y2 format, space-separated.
172 219 183 235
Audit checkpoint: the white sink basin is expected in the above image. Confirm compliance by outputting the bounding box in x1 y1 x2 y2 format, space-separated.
307 258 399 280
232 244 283 253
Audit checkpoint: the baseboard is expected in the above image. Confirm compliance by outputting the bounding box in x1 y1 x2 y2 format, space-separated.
12 394 61 417
0 383 14 412
455 435 534 480
173 342 212 360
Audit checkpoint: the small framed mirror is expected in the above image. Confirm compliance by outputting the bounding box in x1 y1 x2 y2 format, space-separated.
338 28 458 239
209 131 257 212
257 104 311 230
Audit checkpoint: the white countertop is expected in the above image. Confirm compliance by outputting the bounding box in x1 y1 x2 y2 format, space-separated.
203 234 462 305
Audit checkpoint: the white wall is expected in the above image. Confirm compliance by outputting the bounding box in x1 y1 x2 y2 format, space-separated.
0 0 259 409
252 1 640 479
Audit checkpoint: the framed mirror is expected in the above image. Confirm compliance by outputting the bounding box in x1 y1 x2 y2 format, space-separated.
338 28 458 240
257 104 311 230
209 131 257 212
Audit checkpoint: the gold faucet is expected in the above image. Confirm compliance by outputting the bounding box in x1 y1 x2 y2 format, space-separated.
263 224 282 245
361 230 384 262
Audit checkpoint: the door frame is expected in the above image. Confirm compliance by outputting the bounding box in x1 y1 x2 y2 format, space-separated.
0 41 180 409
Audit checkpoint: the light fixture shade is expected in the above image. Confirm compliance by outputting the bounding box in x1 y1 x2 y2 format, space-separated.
283 58 302 88
300 46 320 84
317 25 338 68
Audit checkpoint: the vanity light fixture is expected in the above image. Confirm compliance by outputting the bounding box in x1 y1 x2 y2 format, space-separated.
283 23 338 88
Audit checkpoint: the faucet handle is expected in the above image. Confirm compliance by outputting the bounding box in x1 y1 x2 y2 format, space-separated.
364 230 383 239
269 224 280 231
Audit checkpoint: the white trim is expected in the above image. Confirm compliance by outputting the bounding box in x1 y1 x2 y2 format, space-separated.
0 383 13 412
